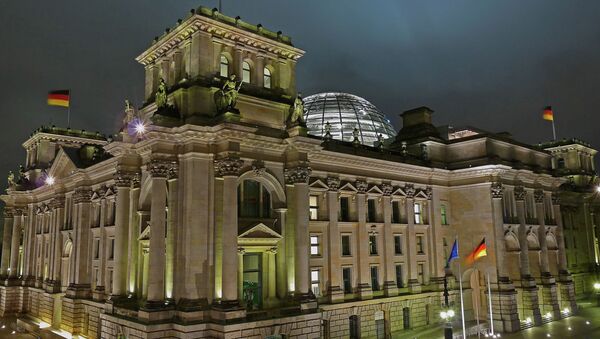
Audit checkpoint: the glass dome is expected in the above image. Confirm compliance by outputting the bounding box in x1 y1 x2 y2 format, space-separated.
303 92 397 146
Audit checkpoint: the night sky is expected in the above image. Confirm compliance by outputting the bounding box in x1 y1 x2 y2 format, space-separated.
2 0 600 194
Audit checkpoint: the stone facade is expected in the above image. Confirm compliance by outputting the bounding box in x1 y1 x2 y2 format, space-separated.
0 5 596 339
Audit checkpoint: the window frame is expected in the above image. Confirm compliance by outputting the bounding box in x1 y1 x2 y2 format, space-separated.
369 234 378 255
219 55 229 77
394 234 403 255
309 195 319 221
242 61 251 83
370 265 380 291
440 204 448 225
414 202 422 224
310 234 321 257
263 67 272 88
342 266 353 294
341 234 352 256
416 235 425 254
311 268 321 297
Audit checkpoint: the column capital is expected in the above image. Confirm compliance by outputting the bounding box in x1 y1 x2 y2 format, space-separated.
114 170 138 188
215 156 244 177
355 180 368 193
404 184 416 198
3 208 14 218
381 182 393 196
49 197 65 210
491 182 504 199
326 177 340 191
425 186 433 200
551 192 560 205
73 188 92 204
284 165 311 184
11 207 25 217
147 159 177 178
534 189 545 204
514 186 526 201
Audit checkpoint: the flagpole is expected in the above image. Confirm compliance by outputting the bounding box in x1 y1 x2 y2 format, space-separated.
67 89 71 128
487 271 494 335
551 119 556 141
457 237 467 339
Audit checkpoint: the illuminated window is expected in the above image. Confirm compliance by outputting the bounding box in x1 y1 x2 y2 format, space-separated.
310 235 321 256
441 204 448 225
311 269 321 296
414 202 422 224
219 55 229 77
242 61 251 83
309 195 319 220
263 67 271 88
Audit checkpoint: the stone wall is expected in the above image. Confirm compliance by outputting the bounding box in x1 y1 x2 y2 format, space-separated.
0 285 25 316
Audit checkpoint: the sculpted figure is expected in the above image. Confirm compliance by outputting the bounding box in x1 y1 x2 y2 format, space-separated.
123 99 136 125
155 79 168 108
214 74 242 112
7 171 15 188
289 94 305 124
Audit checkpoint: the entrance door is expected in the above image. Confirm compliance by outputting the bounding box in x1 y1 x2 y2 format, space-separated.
403 307 410 329
243 253 262 310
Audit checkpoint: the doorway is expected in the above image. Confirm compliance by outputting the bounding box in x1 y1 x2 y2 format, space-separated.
243 253 263 310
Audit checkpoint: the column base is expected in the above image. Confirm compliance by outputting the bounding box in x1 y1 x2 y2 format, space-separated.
429 276 446 291
408 279 421 294
558 272 578 314
92 286 106 301
357 283 373 300
540 273 561 318
66 283 92 299
211 300 246 322
44 280 62 293
4 277 21 286
139 301 176 322
328 286 345 303
23 275 36 287
287 125 308 137
520 277 542 326
177 298 209 312
383 281 398 297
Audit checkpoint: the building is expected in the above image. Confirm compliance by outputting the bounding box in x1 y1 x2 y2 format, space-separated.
0 6 598 339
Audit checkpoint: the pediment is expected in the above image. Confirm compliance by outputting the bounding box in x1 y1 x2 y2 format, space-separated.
309 178 328 190
340 182 358 193
48 147 77 180
367 185 383 194
238 223 282 239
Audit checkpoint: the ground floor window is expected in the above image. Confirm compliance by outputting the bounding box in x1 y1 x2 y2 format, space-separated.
349 315 359 339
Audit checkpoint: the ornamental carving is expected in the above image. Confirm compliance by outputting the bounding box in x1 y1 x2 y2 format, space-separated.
355 180 368 193
326 177 340 191
251 160 266 176
215 156 244 177
167 163 179 180
425 186 433 200
514 186 526 201
12 208 24 216
50 197 65 210
114 170 137 187
3 208 14 218
132 172 141 188
284 166 311 184
73 188 92 204
147 159 175 178
490 182 503 199
551 192 560 205
404 184 416 198
381 183 393 196
534 189 545 204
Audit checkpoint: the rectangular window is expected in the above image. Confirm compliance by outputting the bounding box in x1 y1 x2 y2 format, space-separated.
109 238 115 260
367 199 376 222
311 269 321 296
395 264 404 288
394 235 403 255
441 204 448 225
369 234 378 255
108 269 114 294
309 195 319 220
340 197 350 221
349 315 359 339
414 202 422 224
94 268 100 286
417 263 425 284
310 235 321 256
341 235 351 256
392 201 401 223
370 266 380 291
417 235 425 254
94 238 100 259
343 267 352 294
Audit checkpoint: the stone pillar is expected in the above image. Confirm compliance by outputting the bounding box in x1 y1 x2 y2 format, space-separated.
22 206 35 283
552 194 577 313
1 208 14 278
144 64 159 101
405 184 421 293
514 186 541 325
534 190 550 275
285 165 315 308
67 188 92 299
382 183 398 297
165 166 178 301
267 247 277 304
142 160 171 309
233 48 243 79
9 208 23 279
111 170 134 299
355 180 372 300
215 156 244 309
275 208 287 299
326 177 344 303
50 198 65 292
254 54 265 87
127 175 140 296
490 183 509 280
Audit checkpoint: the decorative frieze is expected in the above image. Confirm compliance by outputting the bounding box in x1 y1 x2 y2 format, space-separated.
114 170 137 187
534 189 545 204
381 183 393 196
514 186 526 201
425 186 433 200
491 182 504 199
73 188 92 204
3 208 14 218
49 197 66 210
284 165 311 184
215 156 244 177
326 177 340 191
147 159 176 178
167 163 179 180
251 160 266 176
355 180 368 193
404 184 416 198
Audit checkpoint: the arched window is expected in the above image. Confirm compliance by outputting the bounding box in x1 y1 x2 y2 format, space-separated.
242 61 251 83
263 67 272 88
220 55 229 77
238 180 271 218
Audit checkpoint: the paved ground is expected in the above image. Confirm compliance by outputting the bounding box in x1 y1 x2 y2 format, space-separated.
0 316 35 338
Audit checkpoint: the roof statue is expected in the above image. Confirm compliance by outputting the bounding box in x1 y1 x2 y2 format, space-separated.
214 74 242 113
7 171 16 189
289 94 306 126
123 99 136 126
155 79 168 108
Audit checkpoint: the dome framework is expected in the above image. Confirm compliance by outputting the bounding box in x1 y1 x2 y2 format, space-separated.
303 92 397 146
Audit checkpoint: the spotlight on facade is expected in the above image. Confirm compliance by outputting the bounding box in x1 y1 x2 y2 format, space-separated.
562 307 570 314
594 282 600 290
586 320 591 325
568 327 572 331
596 186 600 193
525 317 532 324
45 175 55 186
545 312 552 319
134 121 147 136
39 321 50 329
1 325 5 329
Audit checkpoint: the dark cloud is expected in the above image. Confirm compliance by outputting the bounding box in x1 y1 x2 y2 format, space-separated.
2 0 600 194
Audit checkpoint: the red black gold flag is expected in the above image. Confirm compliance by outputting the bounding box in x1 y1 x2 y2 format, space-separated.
466 238 487 264
543 106 554 121
48 90 70 108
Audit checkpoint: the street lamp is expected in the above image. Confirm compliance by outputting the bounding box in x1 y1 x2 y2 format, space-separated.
440 309 455 339
594 282 600 306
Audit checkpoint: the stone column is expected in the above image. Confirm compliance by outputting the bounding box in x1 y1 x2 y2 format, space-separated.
143 160 171 309
127 175 141 296
1 208 14 278
144 64 158 101
21 206 34 283
514 186 541 325
215 156 244 309
275 208 288 299
326 177 344 303
254 54 265 87
50 198 65 292
552 193 577 313
9 208 23 279
165 166 178 301
267 247 277 304
355 180 372 300
285 165 314 307
67 188 92 299
490 183 509 280
234 48 243 79
111 170 134 299
535 190 560 318
382 183 398 297
405 184 421 293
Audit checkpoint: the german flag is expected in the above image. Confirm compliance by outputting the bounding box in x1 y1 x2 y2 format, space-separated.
466 238 487 264
543 106 554 121
48 90 70 108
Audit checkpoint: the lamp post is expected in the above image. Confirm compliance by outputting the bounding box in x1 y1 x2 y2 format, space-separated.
594 282 600 306
442 268 453 339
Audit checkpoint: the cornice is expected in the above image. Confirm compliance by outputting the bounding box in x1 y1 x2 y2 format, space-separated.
22 132 107 150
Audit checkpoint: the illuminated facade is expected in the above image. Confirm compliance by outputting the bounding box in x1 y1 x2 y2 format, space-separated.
0 6 597 339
